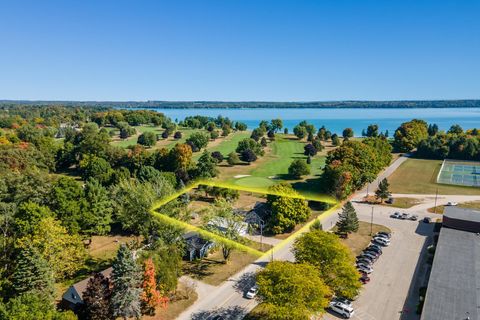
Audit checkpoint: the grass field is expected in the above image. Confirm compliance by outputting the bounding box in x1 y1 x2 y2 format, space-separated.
111 126 198 149
386 197 422 209
192 131 250 161
388 158 480 195
219 135 327 197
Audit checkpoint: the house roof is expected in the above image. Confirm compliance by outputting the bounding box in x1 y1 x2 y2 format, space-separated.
64 267 112 303
421 227 480 320
183 232 211 250
444 206 480 224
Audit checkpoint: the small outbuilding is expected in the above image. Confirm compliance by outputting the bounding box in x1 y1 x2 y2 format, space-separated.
182 232 214 261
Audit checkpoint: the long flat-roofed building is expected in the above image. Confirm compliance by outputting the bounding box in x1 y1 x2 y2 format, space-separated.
421 207 480 320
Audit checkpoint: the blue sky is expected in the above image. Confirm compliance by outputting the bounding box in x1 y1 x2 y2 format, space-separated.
0 0 479 101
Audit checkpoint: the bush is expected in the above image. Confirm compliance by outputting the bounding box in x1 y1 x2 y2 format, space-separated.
241 149 257 163
288 159 310 178
173 131 182 139
227 152 240 165
210 131 219 140
137 131 157 147
211 151 224 163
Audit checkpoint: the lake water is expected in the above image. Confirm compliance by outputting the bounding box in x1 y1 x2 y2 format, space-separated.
124 107 480 136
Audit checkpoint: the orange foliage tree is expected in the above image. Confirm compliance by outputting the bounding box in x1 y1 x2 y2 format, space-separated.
141 258 168 315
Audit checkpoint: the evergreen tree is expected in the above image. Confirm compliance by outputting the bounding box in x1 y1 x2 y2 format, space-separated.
195 151 218 179
141 258 168 315
82 178 113 236
83 272 113 320
336 202 359 237
12 244 55 300
375 178 391 203
111 245 142 320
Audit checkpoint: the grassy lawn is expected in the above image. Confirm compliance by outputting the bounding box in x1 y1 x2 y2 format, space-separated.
334 221 391 256
88 234 139 260
388 158 480 195
386 197 422 209
193 131 251 161
181 249 260 286
111 126 198 150
218 135 327 197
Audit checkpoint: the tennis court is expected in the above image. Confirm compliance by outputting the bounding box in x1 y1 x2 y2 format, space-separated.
437 159 480 187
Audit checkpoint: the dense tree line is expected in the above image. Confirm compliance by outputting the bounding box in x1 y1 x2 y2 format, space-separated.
322 138 392 199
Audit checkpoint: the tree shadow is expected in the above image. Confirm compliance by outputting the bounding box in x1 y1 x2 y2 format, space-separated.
191 306 248 320
182 258 225 279
232 271 256 295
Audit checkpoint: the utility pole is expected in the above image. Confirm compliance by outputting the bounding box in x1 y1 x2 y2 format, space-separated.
434 188 438 214
370 206 374 236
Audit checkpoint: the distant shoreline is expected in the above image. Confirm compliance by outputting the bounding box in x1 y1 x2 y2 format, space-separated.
2 100 480 109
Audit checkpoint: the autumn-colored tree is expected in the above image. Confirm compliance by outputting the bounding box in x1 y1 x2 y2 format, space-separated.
168 143 192 172
141 258 168 315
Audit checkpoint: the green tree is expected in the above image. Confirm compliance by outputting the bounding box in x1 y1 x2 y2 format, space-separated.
137 131 157 147
82 272 113 320
293 125 307 140
82 178 113 236
270 119 283 132
336 201 359 236
49 176 85 234
256 261 331 319
227 152 240 165
195 151 218 179
331 134 341 146
342 128 354 139
366 124 379 137
375 178 391 203
0 292 77 320
79 155 114 185
293 230 361 299
288 159 310 178
393 119 428 152
14 202 54 238
111 245 142 320
185 132 209 151
12 244 55 300
17 217 87 279
236 138 264 156
266 183 310 234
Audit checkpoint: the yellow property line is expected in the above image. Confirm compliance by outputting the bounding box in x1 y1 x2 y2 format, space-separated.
150 179 339 258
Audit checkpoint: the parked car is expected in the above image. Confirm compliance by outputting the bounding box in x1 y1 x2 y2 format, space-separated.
390 212 402 219
364 247 382 256
373 236 390 243
329 301 355 318
332 297 352 307
409 215 418 221
357 264 373 274
361 252 379 261
423 217 432 223
357 258 374 266
245 285 258 299
376 231 391 239
446 201 458 206
400 213 410 220
373 237 390 247
369 243 384 251
374 233 390 240
385 197 394 204
360 274 371 284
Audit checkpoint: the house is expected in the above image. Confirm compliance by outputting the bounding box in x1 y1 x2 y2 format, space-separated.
182 232 214 261
421 207 480 320
61 267 112 312
243 202 270 232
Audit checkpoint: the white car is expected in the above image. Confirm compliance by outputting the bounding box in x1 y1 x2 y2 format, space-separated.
391 212 402 219
357 264 373 274
446 201 458 206
373 237 390 247
332 297 353 307
329 301 355 318
245 285 258 299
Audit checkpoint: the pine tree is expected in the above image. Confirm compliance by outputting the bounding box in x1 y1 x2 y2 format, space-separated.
336 202 359 237
83 272 113 320
12 243 55 300
141 258 168 315
111 245 142 320
375 178 391 203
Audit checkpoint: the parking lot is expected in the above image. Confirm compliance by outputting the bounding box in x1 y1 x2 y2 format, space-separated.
323 203 436 320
